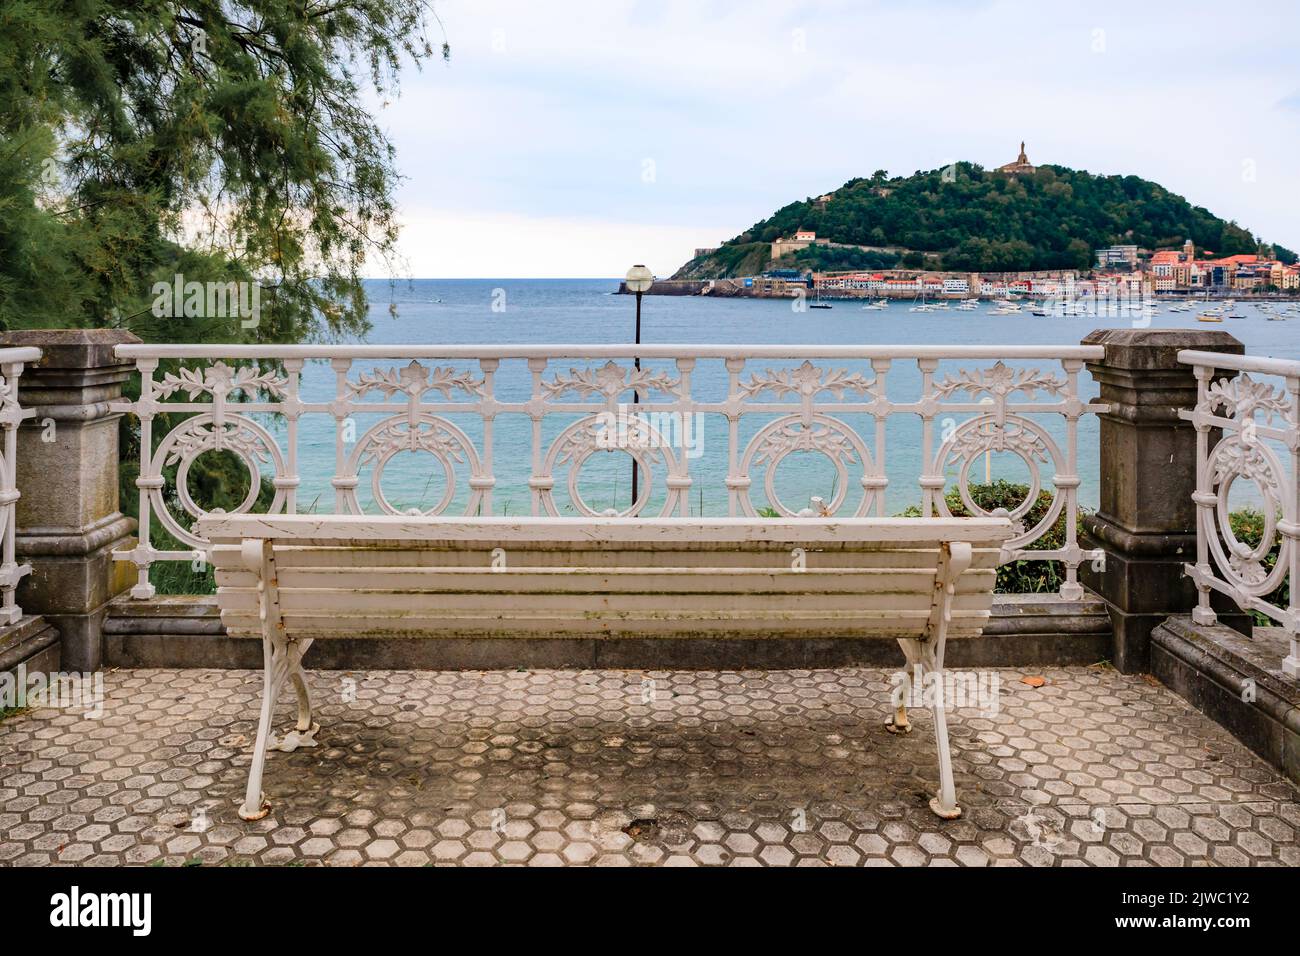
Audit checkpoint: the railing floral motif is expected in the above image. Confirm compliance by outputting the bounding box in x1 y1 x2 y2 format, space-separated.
112 344 1106 600
1181 349 1300 678
0 347 40 624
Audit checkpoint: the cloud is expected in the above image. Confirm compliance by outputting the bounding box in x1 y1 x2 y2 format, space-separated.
374 0 1300 275
388 208 731 279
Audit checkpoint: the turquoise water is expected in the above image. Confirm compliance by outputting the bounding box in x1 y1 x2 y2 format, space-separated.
243 279 1300 519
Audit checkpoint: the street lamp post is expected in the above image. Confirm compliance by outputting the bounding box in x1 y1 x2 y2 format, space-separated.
624 264 654 506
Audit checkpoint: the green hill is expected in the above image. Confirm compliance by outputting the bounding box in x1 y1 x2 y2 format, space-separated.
674 162 1276 278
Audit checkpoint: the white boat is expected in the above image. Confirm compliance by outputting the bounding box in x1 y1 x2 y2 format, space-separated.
908 292 933 313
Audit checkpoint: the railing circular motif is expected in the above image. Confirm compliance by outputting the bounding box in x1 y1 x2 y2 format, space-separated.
1204 433 1290 595
737 413 876 517
150 413 288 549
539 414 681 517
340 413 486 517
933 414 1064 548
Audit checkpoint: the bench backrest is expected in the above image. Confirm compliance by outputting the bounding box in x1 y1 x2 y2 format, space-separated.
199 515 1013 642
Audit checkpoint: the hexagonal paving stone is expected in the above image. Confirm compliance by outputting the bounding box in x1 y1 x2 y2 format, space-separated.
0 666 1296 866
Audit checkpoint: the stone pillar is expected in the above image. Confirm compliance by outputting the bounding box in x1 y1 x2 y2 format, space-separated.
0 330 140 670
1080 328 1248 673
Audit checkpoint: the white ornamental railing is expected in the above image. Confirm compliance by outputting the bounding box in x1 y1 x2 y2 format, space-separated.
0 347 41 624
1180 349 1300 678
111 344 1106 600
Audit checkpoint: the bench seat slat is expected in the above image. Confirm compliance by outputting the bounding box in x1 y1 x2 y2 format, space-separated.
212 582 997 615
208 545 1004 573
212 566 997 594
201 514 1013 545
234 548 987 572
215 610 994 639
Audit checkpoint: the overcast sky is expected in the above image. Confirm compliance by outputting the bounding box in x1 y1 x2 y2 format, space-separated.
374 0 1300 278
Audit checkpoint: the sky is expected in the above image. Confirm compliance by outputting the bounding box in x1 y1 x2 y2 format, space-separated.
371 0 1300 278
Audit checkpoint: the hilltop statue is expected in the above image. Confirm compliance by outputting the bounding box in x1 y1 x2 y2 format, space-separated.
998 141 1036 175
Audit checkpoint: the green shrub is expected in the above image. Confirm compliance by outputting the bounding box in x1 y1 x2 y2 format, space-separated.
1226 507 1289 625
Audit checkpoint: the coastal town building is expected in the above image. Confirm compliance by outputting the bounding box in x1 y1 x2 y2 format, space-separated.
1095 245 1140 268
756 233 1295 302
812 269 1075 298
1078 240 1299 293
769 229 824 260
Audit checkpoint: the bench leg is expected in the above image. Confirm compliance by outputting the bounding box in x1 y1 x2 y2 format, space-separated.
271 638 318 752
919 644 961 820
289 668 314 734
890 638 961 819
238 636 318 821
240 637 283 821
886 638 921 735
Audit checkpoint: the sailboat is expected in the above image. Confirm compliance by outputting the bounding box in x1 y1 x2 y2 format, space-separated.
909 291 935 312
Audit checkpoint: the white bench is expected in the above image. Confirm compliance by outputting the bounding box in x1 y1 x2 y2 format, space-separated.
198 514 1013 822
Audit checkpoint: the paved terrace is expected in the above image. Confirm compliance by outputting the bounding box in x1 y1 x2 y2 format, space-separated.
2 665 1298 867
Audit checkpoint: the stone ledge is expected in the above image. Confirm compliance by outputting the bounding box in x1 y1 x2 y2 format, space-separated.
1081 327 1244 370
1151 615 1300 786
18 515 137 557
103 591 1113 670
0 616 61 679
0 328 139 373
